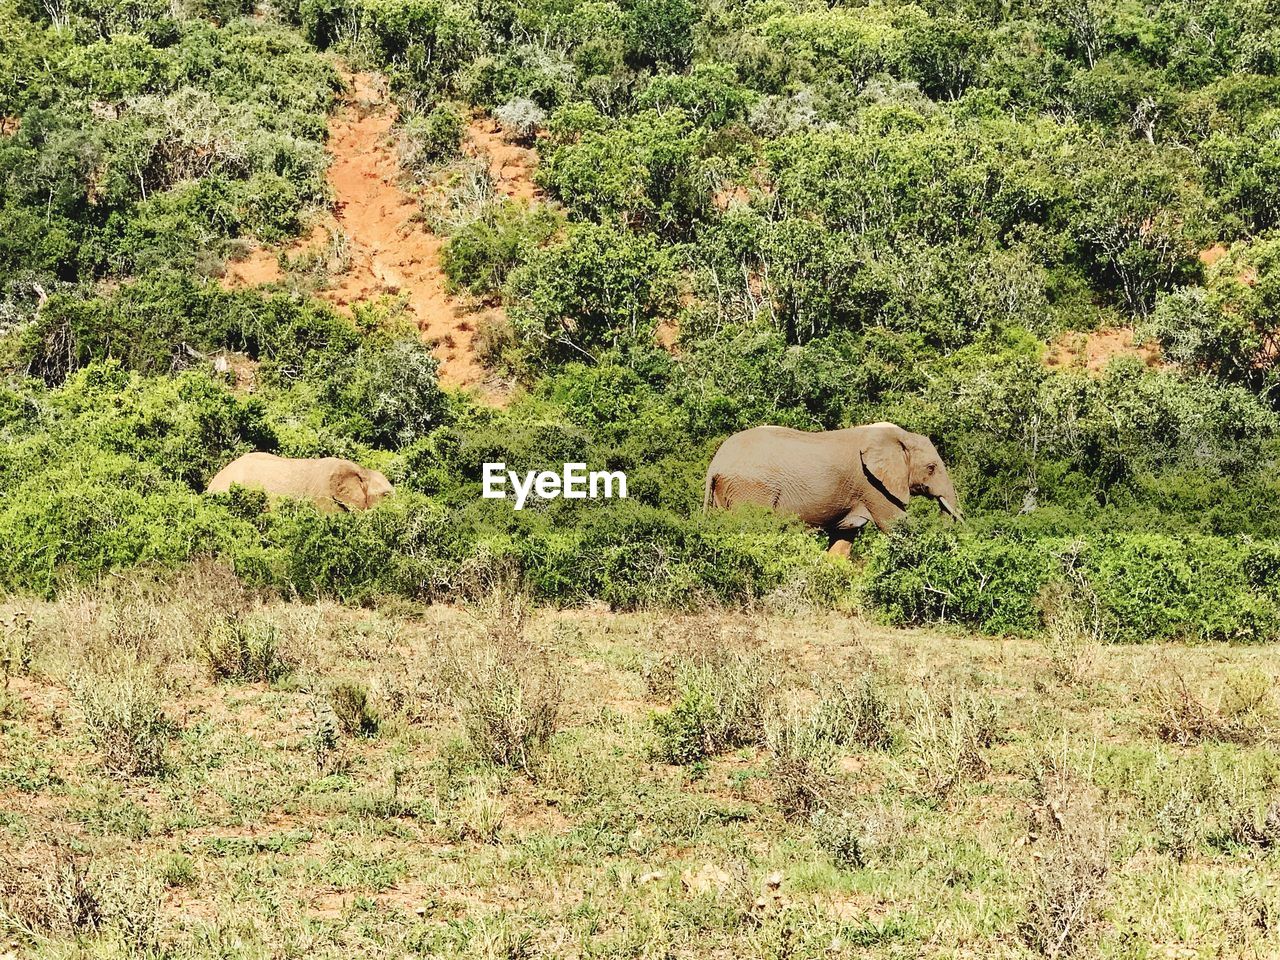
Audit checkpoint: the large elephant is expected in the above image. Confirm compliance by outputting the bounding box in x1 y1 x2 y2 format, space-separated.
207 453 393 512
703 422 962 553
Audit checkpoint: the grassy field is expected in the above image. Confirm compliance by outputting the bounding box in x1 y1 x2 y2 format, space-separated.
3 570 1280 959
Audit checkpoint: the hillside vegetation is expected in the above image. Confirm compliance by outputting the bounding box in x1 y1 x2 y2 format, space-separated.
3 0 1280 639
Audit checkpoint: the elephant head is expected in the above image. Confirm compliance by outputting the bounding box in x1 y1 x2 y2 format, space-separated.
364 469 394 506
332 465 395 511
860 423 963 521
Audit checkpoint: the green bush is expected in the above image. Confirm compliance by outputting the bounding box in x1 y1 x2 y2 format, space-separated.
442 202 561 296
650 649 773 764
1084 535 1280 643
866 521 1280 642
47 362 273 487
0 455 256 596
397 107 465 176
198 616 293 683
263 495 454 601
506 222 677 366
326 337 449 449
864 520 1055 635
537 109 709 236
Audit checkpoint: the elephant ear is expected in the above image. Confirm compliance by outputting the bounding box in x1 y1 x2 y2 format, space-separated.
860 430 910 507
331 469 368 511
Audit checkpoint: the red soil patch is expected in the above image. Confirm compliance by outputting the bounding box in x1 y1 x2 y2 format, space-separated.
1200 242 1260 287
655 317 680 352
211 350 260 392
1200 244 1229 266
223 73 525 403
712 185 751 211
222 243 286 287
464 117 541 203
1044 326 1163 374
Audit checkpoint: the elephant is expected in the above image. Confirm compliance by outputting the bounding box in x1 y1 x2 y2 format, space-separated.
703 422 962 554
206 453 394 512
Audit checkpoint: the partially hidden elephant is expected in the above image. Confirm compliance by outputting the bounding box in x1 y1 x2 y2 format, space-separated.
703 422 962 554
206 453 394 512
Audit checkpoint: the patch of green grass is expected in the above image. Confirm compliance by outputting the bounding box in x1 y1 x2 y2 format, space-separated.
203 829 314 858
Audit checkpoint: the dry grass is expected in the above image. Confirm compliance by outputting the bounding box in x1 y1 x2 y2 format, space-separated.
1019 745 1114 958
809 673 893 750
1037 573 1102 685
2 580 1280 958
442 587 564 772
765 712 839 819
0 845 103 939
906 686 998 805
69 664 171 776
1145 665 1277 745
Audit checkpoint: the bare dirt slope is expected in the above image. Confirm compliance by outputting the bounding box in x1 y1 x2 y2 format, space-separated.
224 74 539 401
1044 326 1163 373
464 117 541 203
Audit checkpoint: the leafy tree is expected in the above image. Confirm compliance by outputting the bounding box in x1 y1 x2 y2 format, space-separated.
1146 238 1280 400
538 108 709 236
1068 143 1205 316
328 337 450 449
1204 112 1280 234
635 64 754 128
623 0 696 71
899 11 990 101
442 201 561 295
506 222 674 364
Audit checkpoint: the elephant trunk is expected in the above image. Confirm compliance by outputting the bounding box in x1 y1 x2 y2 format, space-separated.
933 471 963 523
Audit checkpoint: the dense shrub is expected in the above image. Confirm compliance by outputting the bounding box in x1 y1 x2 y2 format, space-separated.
397 106 465 176
441 202 561 296
864 520 1055 635
0 456 256 596
1 19 336 284
1084 535 1280 643
70 667 171 777
506 223 676 365
537 107 710 236
866 519 1280 642
327 337 449 449
1145 237 1280 397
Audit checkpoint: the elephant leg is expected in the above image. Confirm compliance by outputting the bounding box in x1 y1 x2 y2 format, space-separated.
826 506 871 557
